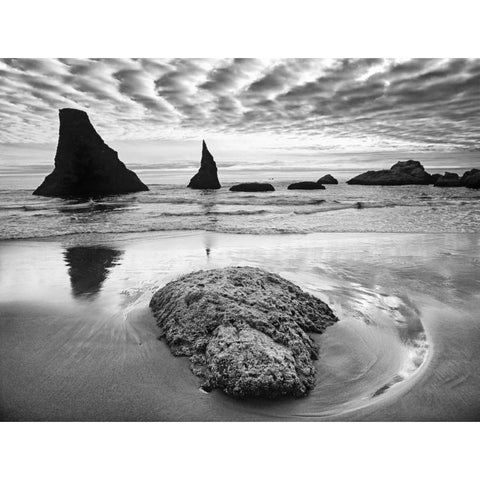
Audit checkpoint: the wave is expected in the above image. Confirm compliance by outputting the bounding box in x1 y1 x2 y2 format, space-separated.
0 200 139 213
0 224 311 241
294 201 399 215
157 209 270 217
136 197 328 207
2 183 480 239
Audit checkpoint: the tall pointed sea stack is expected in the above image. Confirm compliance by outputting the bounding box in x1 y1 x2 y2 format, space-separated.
187 140 221 189
33 108 149 197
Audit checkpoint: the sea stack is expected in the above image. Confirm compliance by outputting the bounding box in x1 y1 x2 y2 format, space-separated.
150 267 339 398
187 140 221 189
347 160 433 186
33 108 149 197
317 174 338 184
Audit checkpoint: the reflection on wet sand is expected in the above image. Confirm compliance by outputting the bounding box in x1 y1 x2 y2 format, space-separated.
201 192 218 261
63 246 123 298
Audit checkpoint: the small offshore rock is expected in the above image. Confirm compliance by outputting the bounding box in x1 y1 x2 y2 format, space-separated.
462 169 480 189
430 173 442 184
288 181 326 190
317 174 338 184
434 172 463 187
229 182 275 192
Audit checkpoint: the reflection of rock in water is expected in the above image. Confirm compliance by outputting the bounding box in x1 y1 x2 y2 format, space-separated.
200 190 219 227
204 231 215 261
64 246 123 298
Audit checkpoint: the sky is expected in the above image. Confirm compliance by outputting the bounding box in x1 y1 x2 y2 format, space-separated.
0 58 479 178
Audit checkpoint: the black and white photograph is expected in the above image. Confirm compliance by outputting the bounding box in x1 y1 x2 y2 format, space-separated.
2 55 479 420
1 1 478 478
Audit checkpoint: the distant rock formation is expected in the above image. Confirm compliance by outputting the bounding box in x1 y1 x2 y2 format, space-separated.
187 140 221 189
433 169 480 188
288 181 325 190
317 174 338 184
347 160 433 185
150 266 339 398
462 169 480 189
230 182 275 192
64 246 123 298
430 173 443 184
433 172 463 187
33 108 149 197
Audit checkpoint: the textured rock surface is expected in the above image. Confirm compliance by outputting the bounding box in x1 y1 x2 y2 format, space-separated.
434 172 463 187
149 266 338 398
317 174 338 184
288 181 326 190
229 182 275 192
187 141 221 189
33 109 148 197
462 169 480 189
347 160 433 185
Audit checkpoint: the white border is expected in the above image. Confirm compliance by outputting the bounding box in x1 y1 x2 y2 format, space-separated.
1 1 478 478
1 0 479 57
1 423 478 479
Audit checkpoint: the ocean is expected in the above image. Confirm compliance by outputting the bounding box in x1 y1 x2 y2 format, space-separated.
1 172 480 240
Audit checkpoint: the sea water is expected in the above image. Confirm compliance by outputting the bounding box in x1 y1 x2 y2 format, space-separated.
1 178 480 240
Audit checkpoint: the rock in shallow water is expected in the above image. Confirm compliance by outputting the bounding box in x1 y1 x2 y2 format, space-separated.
317 174 338 184
149 266 339 398
462 169 480 189
288 181 325 190
347 160 433 185
433 172 463 187
229 182 275 192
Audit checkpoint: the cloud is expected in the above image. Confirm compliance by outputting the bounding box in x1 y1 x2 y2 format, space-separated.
199 58 265 94
0 58 478 151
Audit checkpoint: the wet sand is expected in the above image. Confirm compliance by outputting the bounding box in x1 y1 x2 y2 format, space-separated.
1 231 479 421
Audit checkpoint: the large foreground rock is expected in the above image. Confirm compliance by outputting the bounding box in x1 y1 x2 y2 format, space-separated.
149 267 338 398
317 174 338 184
230 182 275 192
187 141 221 189
288 181 325 190
434 172 463 187
33 108 148 197
347 160 432 185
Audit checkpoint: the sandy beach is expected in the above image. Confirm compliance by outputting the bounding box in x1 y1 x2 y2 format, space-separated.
1 231 479 421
